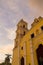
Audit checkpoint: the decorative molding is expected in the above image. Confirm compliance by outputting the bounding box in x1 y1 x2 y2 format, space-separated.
30 40 35 65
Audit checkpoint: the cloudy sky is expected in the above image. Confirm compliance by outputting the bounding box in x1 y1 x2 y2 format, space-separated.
0 0 43 63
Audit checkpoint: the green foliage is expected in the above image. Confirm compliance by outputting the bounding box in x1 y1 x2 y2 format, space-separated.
0 63 11 65
0 62 5 65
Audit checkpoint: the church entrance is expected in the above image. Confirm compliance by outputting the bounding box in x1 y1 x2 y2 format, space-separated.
36 44 43 65
21 57 24 65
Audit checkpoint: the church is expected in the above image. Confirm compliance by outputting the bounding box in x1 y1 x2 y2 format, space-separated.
12 16 43 65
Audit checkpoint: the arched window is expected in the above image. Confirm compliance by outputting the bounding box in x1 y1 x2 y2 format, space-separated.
23 31 26 36
24 31 25 35
23 25 25 28
21 57 24 65
21 47 23 50
31 33 34 38
36 44 43 65
41 26 43 30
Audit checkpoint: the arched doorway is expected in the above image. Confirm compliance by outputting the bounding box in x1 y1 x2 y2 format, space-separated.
21 57 24 65
36 44 43 65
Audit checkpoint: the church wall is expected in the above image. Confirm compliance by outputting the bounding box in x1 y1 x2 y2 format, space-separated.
12 17 43 65
12 47 19 65
26 20 43 40
19 18 43 65
32 33 43 65
19 38 33 65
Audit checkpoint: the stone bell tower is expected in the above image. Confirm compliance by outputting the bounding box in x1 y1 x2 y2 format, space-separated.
12 19 28 65
15 19 28 47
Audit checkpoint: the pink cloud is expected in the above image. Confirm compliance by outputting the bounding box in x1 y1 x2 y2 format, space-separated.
29 0 43 15
0 44 14 54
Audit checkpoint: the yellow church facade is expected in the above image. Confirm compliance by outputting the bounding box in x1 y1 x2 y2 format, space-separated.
12 16 43 65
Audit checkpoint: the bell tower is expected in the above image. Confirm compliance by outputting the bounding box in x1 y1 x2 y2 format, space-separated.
12 19 28 65
15 19 28 47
